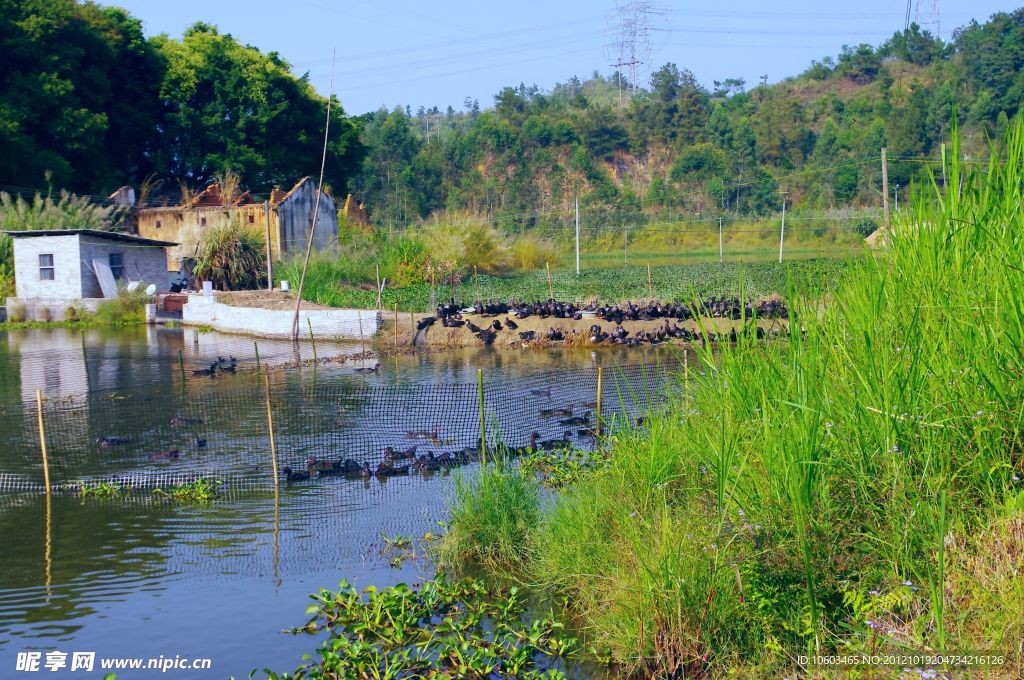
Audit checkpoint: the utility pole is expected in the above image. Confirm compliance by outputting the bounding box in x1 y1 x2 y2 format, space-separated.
718 217 723 264
881 147 890 228
575 196 581 275
778 192 789 264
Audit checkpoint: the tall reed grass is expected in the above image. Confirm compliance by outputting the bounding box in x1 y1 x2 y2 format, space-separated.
443 119 1024 676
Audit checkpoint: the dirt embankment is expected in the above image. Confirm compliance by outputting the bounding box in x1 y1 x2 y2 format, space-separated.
215 290 336 311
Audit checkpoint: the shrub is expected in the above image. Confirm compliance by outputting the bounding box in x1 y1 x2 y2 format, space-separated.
94 287 146 325
510 233 559 271
192 221 267 290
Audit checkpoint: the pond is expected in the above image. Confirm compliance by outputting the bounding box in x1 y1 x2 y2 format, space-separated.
0 326 684 678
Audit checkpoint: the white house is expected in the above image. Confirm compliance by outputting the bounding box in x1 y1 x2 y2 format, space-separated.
5 229 178 320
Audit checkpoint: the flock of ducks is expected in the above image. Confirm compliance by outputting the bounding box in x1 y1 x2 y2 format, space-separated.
191 356 238 378
416 297 789 347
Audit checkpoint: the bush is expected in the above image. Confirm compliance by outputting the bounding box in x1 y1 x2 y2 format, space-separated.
94 287 147 325
192 221 267 290
437 461 540 570
421 215 512 275
510 233 559 271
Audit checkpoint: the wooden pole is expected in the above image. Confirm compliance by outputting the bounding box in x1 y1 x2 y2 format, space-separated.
546 262 554 301
254 341 261 372
595 367 604 437
647 263 653 299
264 200 273 291
307 318 317 361
478 368 486 466
881 147 890 230
394 303 399 347
375 264 382 309
36 389 51 494
264 373 279 488
474 266 481 303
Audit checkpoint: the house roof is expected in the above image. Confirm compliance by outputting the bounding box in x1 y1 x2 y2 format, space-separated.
4 229 179 247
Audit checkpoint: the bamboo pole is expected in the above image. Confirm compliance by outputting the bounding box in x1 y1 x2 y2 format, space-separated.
375 264 382 309
264 374 279 488
308 318 317 361
546 262 554 300
36 389 51 494
394 303 399 347
44 488 52 597
596 367 604 437
474 266 481 303
478 368 486 467
647 263 654 299
177 349 185 383
254 341 261 372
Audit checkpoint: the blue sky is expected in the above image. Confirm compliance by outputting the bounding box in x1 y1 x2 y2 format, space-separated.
113 0 1020 115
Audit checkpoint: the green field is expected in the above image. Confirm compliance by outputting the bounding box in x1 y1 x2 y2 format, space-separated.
285 257 855 312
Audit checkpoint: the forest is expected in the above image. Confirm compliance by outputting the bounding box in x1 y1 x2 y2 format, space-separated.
2 1 1023 228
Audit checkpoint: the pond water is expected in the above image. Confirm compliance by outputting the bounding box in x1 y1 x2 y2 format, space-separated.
0 327 683 678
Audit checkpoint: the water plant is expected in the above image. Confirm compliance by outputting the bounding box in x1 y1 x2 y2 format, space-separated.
152 479 221 502
521 446 611 489
266 576 580 679
73 481 126 498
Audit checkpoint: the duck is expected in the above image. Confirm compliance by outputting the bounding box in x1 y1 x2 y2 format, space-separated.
534 431 573 450
148 449 180 462
191 362 218 377
383 445 418 465
559 411 592 426
416 316 436 331
194 437 207 448
305 457 337 474
491 319 503 331
529 386 552 398
505 318 518 330
281 466 310 482
376 462 411 477
539 404 573 418
354 363 381 374
96 435 131 447
476 328 498 345
170 416 203 427
413 452 442 472
519 330 537 342
405 425 442 444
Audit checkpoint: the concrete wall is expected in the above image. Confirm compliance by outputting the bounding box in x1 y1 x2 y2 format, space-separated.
181 295 380 340
4 296 104 322
13 234 84 300
77 234 173 297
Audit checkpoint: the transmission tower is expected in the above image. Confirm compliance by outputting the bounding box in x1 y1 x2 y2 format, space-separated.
605 0 667 104
914 0 941 39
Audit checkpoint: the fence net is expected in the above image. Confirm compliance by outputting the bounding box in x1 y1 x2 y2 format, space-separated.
0 360 684 495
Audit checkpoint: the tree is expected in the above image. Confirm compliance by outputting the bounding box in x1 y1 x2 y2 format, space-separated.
153 23 363 192
0 0 164 191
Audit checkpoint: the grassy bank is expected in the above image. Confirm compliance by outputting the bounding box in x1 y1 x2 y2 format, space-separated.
283 258 852 312
440 121 1024 677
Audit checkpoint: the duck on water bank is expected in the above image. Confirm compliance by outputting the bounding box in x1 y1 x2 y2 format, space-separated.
281 466 310 482
354 363 381 374
539 404 573 418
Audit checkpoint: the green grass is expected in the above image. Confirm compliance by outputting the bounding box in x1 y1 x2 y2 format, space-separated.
441 118 1024 676
436 460 541 571
285 258 852 312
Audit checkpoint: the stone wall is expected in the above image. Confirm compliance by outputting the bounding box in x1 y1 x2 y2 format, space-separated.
181 295 380 340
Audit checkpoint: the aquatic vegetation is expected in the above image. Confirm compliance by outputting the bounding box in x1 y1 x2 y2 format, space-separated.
271 577 581 679
71 481 126 498
521 447 611 489
152 478 221 502
379 534 416 568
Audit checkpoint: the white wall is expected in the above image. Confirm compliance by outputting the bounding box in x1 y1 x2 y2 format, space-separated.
182 295 381 339
77 234 173 296
12 234 83 300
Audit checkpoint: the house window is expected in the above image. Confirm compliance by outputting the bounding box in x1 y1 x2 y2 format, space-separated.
39 254 54 280
248 213 255 223
155 219 162 229
109 252 124 280
200 216 207 226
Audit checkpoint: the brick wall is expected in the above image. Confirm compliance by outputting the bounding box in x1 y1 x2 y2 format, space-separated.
12 234 83 300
